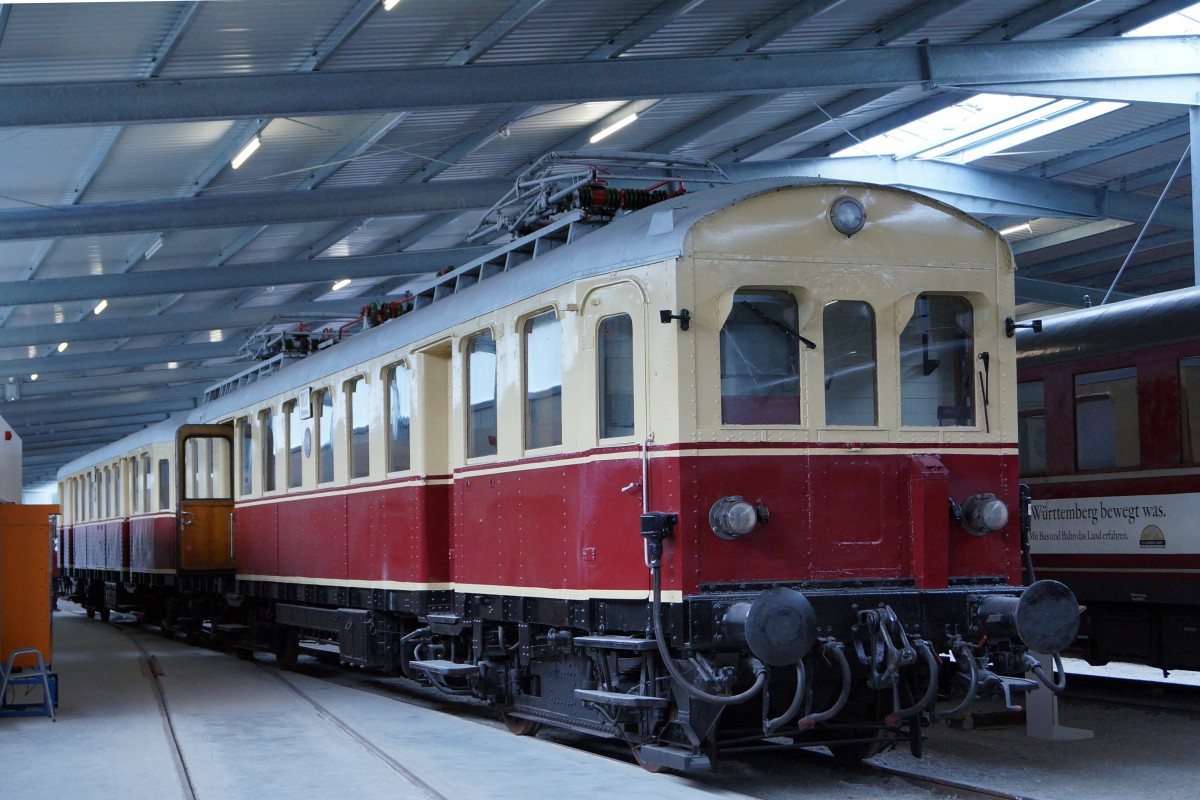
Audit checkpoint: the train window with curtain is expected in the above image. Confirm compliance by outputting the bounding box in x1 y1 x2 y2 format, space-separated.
387 364 412 472
1075 367 1139 470
103 467 111 518
720 289 802 424
823 300 877 425
317 388 334 484
598 314 634 439
524 311 563 449
900 294 974 427
113 464 122 516
143 454 152 510
467 331 498 458
259 408 276 492
1018 381 1047 476
158 458 170 510
347 377 370 479
285 400 303 489
1183 357 1200 464
239 416 253 496
131 457 140 514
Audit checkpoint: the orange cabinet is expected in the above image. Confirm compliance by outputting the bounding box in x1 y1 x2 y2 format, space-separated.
0 505 58 667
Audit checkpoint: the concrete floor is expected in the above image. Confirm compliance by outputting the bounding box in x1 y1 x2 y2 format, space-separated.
2 607 751 800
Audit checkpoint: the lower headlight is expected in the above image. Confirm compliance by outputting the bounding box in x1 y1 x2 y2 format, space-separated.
709 496 759 540
961 493 1009 536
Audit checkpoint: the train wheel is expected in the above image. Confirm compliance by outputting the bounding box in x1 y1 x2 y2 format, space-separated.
99 606 110 623
274 631 299 670
502 714 539 736
235 647 254 662
631 746 668 773
86 606 96 619
827 728 888 765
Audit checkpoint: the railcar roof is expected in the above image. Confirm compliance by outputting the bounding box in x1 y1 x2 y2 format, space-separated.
1016 285 1200 368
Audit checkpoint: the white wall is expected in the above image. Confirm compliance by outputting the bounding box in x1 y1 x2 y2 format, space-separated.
0 410 21 503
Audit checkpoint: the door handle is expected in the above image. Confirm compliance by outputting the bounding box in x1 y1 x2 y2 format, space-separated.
180 511 196 528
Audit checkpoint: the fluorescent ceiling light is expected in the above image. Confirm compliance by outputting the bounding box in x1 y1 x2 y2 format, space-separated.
29 374 38 381
589 113 638 144
144 236 164 259
231 135 261 169
57 342 69 353
383 0 402 10
999 222 1032 237
331 278 352 291
93 299 108 315
167 362 179 370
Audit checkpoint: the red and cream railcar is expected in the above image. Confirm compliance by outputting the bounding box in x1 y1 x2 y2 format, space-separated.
1017 287 1200 672
59 178 1077 770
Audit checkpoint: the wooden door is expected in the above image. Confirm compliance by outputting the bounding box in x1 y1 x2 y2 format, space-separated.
176 425 235 573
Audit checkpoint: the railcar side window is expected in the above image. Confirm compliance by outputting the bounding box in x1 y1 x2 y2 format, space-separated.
467 331 498 458
239 416 253 496
900 294 974 427
598 315 635 439
143 454 152 510
1018 381 1047 476
720 289 802 425
157 458 170 510
347 377 370 479
317 388 334 484
285 400 302 489
524 311 563 449
260 408 276 492
113 464 122 516
823 300 877 426
1183 357 1200 464
387 364 412 472
1075 367 1139 470
131 457 140 514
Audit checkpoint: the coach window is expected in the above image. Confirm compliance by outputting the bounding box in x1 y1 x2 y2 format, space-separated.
467 331 498 458
1075 367 1139 470
316 388 334 484
285 400 303 489
143 454 152 510
1183 357 1200 464
239 417 253 495
260 409 276 492
387 364 412 472
524 311 563 450
823 300 877 426
1018 381 1047 476
720 289 802 424
900 294 974 427
347 377 370 480
103 467 111 518
113 463 122 516
131 457 140 513
598 314 635 439
158 458 170 510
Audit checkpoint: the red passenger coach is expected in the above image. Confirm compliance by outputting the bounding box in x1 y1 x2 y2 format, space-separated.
59 171 1080 771
1018 287 1200 672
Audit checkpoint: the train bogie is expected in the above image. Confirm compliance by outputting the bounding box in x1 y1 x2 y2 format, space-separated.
57 177 1079 771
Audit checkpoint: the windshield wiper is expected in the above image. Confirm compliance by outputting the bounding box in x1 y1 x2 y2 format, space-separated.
742 302 817 349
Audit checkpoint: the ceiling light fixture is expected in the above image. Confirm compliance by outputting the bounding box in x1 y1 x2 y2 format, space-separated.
57 342 69 353
589 113 638 144
383 0 402 10
93 299 108 315
30 374 38 381
144 236 164 259
999 222 1033 237
331 278 352 291
231 135 262 170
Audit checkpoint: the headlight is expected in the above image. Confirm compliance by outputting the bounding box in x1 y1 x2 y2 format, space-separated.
961 493 1009 536
709 496 759 540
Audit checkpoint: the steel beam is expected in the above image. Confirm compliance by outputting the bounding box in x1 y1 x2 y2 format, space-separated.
14 366 239 397
0 37 1194 127
0 181 508 241
1022 231 1193 278
1015 276 1137 307
1 399 195 426
0 342 243 378
13 412 170 435
1011 220 1131 255
2 384 203 417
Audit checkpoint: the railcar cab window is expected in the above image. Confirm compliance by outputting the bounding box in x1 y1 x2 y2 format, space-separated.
1018 381 1047 476
158 458 170 510
467 331 498 458
598 314 634 439
900 294 974 427
823 300 877 426
259 408 276 492
143 454 152 510
720 289 802 424
285 400 302 489
238 416 253 496
524 311 563 450
1075 367 1139 471
1181 357 1200 464
316 388 334 484
346 377 370 480
387 363 412 472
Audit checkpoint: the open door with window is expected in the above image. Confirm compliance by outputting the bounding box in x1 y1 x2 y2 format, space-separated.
176 424 235 573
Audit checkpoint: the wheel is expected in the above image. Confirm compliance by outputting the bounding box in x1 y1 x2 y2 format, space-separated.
99 606 110 623
632 746 668 773
827 728 888 765
235 647 254 662
86 606 96 619
274 632 299 670
502 714 539 736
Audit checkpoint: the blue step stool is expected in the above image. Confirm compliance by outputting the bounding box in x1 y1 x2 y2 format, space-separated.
0 648 57 720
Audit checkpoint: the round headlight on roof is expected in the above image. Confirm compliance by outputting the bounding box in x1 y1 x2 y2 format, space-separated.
709 496 759 540
829 195 866 237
